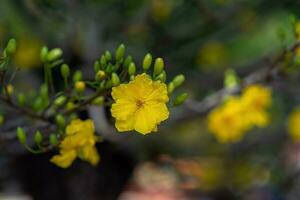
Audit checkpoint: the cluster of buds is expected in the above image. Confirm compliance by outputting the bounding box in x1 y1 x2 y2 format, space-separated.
0 39 187 155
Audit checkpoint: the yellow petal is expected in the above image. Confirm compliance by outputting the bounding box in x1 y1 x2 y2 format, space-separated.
80 146 100 166
115 116 135 132
146 81 169 103
111 99 137 120
111 84 128 100
50 150 77 168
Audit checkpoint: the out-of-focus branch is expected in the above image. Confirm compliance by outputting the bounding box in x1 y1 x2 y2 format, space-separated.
183 41 300 116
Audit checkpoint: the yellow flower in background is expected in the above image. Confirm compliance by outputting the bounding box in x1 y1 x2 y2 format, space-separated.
208 97 250 143
288 108 300 142
151 0 174 23
207 84 272 143
241 84 271 127
111 73 169 135
295 22 300 40
51 119 100 168
13 37 42 69
197 41 228 70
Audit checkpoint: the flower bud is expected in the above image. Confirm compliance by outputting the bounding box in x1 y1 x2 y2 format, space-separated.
168 82 175 94
111 73 120 86
6 38 17 56
96 70 106 81
66 102 75 110
105 50 112 61
100 55 106 66
17 127 26 145
40 84 48 99
116 44 125 61
105 80 113 89
17 93 25 106
143 53 152 71
49 134 58 146
55 114 65 127
156 70 166 82
128 62 136 76
34 131 43 144
73 70 83 82
40 46 48 63
172 74 185 87
130 75 135 81
75 81 85 93
61 64 70 78
6 84 14 96
94 61 100 72
173 93 188 106
154 57 164 75
0 115 4 125
124 56 132 68
92 96 104 105
47 48 63 62
54 95 67 107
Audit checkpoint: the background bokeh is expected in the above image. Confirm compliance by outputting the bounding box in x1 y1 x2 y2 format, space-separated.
0 0 300 199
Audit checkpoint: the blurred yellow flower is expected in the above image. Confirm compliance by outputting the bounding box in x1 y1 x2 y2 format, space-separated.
151 0 174 23
208 97 250 143
207 84 271 143
111 73 169 135
13 37 42 69
242 84 271 127
288 108 300 142
197 41 228 70
51 119 100 168
295 22 300 40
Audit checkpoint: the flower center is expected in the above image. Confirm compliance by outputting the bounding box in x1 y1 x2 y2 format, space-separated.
136 99 144 108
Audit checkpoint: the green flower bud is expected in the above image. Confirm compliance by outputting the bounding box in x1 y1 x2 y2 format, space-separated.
92 96 104 105
128 62 136 76
6 38 17 55
143 53 152 71
94 61 100 72
40 46 48 63
105 80 113 89
156 70 166 82
105 50 112 61
0 115 4 125
116 44 125 61
154 57 164 75
172 74 185 88
40 84 48 99
124 56 132 68
49 134 58 146
173 93 188 106
130 75 135 81
73 70 83 82
66 102 75 110
17 93 26 106
168 82 175 94
34 131 43 144
17 127 26 145
55 114 65 127
47 48 63 62
33 97 44 111
111 73 120 86
60 64 70 78
100 55 107 66
54 95 67 107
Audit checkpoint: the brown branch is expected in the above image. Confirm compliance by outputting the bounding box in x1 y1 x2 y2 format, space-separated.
183 41 300 116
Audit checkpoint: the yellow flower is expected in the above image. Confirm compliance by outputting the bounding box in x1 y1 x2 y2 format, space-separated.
241 84 271 127
208 97 250 143
288 108 300 142
207 84 272 143
111 73 169 135
51 119 100 168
